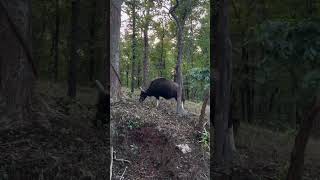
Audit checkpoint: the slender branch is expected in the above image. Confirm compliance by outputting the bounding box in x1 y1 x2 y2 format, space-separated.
111 63 122 85
110 146 113 180
0 0 38 77
169 0 182 32
114 157 131 164
119 166 128 180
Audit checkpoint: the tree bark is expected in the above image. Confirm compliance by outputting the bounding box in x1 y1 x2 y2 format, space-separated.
130 0 137 93
68 0 80 98
126 70 129 87
88 0 97 82
143 0 150 87
286 96 320 180
0 0 35 127
170 0 191 114
159 23 165 77
53 0 60 82
137 48 141 87
197 90 210 129
110 0 123 101
212 0 234 169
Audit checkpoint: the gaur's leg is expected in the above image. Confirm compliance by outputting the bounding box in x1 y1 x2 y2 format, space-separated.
156 97 160 107
182 96 186 110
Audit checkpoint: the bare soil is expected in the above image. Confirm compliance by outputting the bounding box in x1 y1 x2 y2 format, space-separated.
111 96 210 179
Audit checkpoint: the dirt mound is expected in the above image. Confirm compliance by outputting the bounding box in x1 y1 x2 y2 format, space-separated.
111 97 210 179
129 125 182 178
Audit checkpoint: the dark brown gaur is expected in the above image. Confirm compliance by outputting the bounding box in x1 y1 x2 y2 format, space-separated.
139 77 185 109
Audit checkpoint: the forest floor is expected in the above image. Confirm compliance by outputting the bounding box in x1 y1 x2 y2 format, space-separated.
110 88 210 179
0 81 319 180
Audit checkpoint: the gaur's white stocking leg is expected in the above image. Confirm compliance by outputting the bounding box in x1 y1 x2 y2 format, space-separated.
156 99 159 107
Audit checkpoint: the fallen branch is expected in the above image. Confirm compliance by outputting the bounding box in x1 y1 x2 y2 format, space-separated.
114 157 131 164
0 139 30 147
113 152 131 164
110 146 113 180
119 166 127 180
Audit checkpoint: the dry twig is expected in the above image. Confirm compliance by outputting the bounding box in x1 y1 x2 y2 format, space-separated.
119 166 127 180
110 146 113 180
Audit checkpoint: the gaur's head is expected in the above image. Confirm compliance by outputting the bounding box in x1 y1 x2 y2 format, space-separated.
139 87 148 103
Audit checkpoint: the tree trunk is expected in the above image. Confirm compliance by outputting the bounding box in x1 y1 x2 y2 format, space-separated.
68 0 80 98
0 0 35 127
286 96 320 180
175 25 183 114
159 24 165 77
110 0 123 101
241 88 247 121
88 0 97 82
131 1 137 93
212 0 234 169
230 88 240 136
185 76 189 100
268 88 279 113
53 0 60 82
197 90 210 129
143 0 150 87
241 45 252 123
126 70 129 87
137 53 141 87
170 0 191 114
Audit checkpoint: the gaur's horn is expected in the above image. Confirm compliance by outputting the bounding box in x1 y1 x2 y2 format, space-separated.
140 87 145 92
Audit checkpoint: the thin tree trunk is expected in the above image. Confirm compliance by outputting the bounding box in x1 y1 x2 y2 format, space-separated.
290 70 299 128
126 70 129 87
241 88 247 121
110 0 123 101
88 0 97 82
34 6 48 67
286 96 320 180
53 0 60 82
131 1 137 93
242 45 252 123
175 25 183 114
137 52 141 87
197 90 210 129
170 0 191 114
268 88 279 112
143 0 150 87
159 24 165 76
68 0 80 98
185 76 189 100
